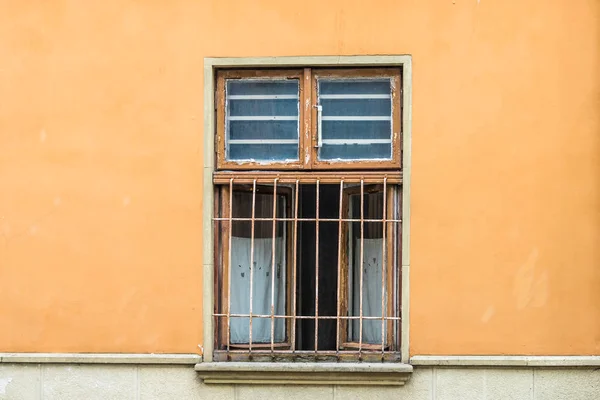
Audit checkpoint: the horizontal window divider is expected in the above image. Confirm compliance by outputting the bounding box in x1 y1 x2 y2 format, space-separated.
319 94 391 99
228 116 297 121
321 116 391 121
213 171 402 184
228 95 299 100
321 139 392 145
228 139 298 145
213 217 402 223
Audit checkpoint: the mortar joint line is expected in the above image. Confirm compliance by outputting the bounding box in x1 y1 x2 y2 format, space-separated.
432 367 436 400
532 368 535 400
136 365 140 400
39 363 43 400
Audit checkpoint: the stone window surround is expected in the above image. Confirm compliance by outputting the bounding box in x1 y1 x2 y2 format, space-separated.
200 55 413 385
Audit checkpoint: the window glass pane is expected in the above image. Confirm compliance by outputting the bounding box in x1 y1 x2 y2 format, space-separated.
321 121 391 141
230 237 286 344
348 191 386 345
318 78 393 161
226 79 299 162
228 81 298 95
229 99 298 116
229 121 298 141
320 143 391 160
320 80 390 95
320 98 391 117
229 143 298 162
230 191 287 344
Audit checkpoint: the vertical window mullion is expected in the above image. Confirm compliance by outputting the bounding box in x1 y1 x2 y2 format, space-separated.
303 68 313 169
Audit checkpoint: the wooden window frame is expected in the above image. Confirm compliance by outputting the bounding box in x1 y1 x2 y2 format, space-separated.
213 181 403 362
215 67 402 171
203 57 412 379
310 68 402 170
216 69 309 170
339 184 398 351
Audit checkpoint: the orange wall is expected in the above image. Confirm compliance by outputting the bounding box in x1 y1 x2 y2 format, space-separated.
0 0 598 355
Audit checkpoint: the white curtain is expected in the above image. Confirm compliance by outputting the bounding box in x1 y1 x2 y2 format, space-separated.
230 236 286 344
351 238 386 344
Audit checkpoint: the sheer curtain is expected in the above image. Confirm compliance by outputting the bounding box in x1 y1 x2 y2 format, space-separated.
351 238 386 344
230 236 286 344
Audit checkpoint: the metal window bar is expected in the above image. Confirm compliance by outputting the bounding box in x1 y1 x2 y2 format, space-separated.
321 139 392 145
228 95 298 100
216 314 402 320
359 180 364 358
318 94 391 99
227 178 233 354
291 180 299 353
216 177 401 360
381 177 387 359
321 116 391 121
227 116 297 121
335 180 344 360
215 217 402 223
270 179 278 356
248 179 257 353
228 139 298 145
314 180 320 353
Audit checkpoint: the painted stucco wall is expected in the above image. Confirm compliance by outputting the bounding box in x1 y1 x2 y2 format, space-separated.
0 0 598 355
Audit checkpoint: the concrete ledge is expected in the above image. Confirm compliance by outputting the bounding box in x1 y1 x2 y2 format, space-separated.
204 55 412 68
0 353 202 365
410 355 600 367
195 362 413 385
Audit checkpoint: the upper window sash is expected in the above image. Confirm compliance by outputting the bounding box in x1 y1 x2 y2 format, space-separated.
216 69 308 170
311 68 402 170
215 68 402 171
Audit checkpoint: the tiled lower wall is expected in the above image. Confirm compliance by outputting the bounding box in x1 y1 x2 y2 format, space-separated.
1 364 599 399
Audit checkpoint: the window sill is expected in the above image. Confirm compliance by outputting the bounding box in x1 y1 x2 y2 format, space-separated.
194 362 413 385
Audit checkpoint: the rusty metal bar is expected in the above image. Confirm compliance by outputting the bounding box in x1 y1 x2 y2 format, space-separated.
314 180 320 353
335 180 344 359
220 349 400 355
291 180 299 352
270 178 278 355
215 177 401 185
227 178 234 354
214 314 401 320
381 178 387 357
359 180 364 357
213 171 402 185
214 217 402 223
248 179 257 354
214 179 403 358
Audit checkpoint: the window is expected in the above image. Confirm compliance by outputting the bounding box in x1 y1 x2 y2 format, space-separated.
216 68 402 170
209 62 409 364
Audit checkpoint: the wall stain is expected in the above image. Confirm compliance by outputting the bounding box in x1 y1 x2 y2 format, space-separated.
513 248 549 309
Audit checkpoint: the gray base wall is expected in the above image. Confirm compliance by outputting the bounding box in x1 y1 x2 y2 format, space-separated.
1 364 599 400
